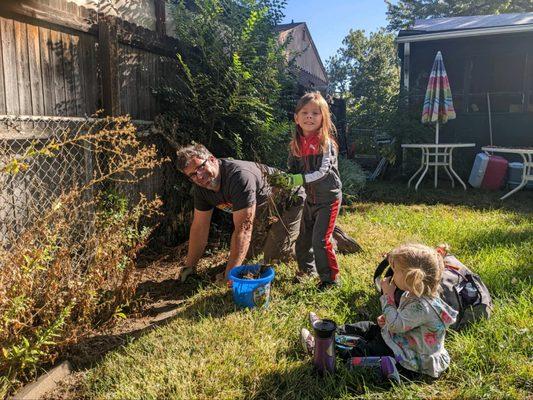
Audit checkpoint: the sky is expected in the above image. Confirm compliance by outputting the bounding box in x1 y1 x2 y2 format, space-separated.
281 0 392 64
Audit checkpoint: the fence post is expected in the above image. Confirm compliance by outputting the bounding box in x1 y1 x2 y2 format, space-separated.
98 15 120 116
154 0 166 38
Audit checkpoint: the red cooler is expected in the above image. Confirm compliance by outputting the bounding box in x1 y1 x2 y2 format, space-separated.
481 155 508 190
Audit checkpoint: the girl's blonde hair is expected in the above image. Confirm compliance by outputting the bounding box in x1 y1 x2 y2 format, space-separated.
290 91 337 157
388 243 444 298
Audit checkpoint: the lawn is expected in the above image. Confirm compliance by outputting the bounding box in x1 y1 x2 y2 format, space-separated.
75 183 532 399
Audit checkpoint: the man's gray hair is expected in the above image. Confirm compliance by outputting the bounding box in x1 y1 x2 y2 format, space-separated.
175 143 213 171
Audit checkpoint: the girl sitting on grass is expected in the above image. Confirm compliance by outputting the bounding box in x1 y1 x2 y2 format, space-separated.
301 243 458 378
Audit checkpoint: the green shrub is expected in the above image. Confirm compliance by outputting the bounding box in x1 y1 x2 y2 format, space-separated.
338 157 366 203
157 0 296 163
0 117 164 397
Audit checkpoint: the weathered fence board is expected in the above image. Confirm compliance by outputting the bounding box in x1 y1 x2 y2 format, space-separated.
70 33 84 116
0 1 184 243
0 1 184 119
50 29 67 114
0 19 6 115
78 33 99 115
14 20 32 115
1 17 20 114
27 23 45 115
39 27 55 115
61 31 76 116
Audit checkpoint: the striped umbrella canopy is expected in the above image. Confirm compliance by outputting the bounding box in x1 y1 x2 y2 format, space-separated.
421 51 456 143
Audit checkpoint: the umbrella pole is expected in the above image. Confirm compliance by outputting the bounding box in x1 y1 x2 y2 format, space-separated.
435 121 439 188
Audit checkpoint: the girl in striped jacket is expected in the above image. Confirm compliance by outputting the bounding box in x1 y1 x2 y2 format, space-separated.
284 92 343 290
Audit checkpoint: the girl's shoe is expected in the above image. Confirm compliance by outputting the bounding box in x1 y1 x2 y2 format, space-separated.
294 269 318 283
317 280 340 291
309 311 320 327
300 328 315 355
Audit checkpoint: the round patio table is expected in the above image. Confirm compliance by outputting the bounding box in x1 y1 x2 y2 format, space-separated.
402 143 476 191
482 146 533 200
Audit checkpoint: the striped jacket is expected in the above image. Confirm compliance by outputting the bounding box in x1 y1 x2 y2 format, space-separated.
288 134 342 204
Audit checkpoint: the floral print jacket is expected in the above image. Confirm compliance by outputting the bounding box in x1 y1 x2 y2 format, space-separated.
380 292 458 377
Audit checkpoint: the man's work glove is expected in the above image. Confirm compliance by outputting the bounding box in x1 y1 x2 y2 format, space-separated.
178 266 196 283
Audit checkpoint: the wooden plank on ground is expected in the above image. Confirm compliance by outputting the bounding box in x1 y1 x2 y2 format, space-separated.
26 23 44 115
1 17 20 114
49 29 66 115
39 27 55 116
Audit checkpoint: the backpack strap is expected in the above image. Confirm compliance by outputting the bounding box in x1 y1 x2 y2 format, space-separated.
374 258 389 291
374 257 403 306
374 257 390 282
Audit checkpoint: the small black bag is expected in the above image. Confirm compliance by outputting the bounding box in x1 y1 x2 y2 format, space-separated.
374 253 492 330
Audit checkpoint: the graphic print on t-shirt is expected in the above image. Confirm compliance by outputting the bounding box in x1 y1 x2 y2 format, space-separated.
216 202 233 213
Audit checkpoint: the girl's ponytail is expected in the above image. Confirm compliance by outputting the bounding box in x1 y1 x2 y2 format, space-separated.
405 268 426 297
389 243 444 298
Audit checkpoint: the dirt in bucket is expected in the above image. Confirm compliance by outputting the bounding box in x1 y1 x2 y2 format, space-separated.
237 265 271 280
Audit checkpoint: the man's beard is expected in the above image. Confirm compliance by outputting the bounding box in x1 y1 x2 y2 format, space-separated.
205 174 221 191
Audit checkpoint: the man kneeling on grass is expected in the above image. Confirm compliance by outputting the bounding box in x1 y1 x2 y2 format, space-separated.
175 143 304 284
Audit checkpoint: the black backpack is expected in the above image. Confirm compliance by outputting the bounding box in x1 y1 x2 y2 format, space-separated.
374 253 492 330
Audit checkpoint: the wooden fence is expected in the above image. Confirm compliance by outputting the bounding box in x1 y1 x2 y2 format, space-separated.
0 0 183 119
0 0 184 243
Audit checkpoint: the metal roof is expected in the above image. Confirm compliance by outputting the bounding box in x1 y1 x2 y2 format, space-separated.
410 12 533 33
397 12 533 43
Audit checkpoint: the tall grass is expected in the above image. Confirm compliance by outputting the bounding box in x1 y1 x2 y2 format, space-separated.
81 184 532 399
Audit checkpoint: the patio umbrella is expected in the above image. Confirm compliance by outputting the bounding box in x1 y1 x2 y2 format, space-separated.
421 51 456 144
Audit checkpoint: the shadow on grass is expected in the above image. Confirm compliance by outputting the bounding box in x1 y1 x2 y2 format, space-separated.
453 226 533 296
457 225 533 249
361 181 533 215
250 356 432 400
64 287 234 370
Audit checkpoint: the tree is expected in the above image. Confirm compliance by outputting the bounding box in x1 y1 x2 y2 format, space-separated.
327 28 434 160
386 0 533 31
327 29 400 131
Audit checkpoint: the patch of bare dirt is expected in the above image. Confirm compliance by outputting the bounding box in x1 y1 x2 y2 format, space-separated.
42 242 228 399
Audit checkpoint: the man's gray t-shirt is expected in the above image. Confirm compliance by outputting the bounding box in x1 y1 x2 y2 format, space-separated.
193 159 274 213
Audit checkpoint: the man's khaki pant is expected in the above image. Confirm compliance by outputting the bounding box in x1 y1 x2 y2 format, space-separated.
248 199 303 264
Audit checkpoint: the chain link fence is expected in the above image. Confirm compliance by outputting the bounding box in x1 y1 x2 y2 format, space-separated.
0 115 153 246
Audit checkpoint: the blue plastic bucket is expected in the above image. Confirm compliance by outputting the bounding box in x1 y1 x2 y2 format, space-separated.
229 265 275 309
